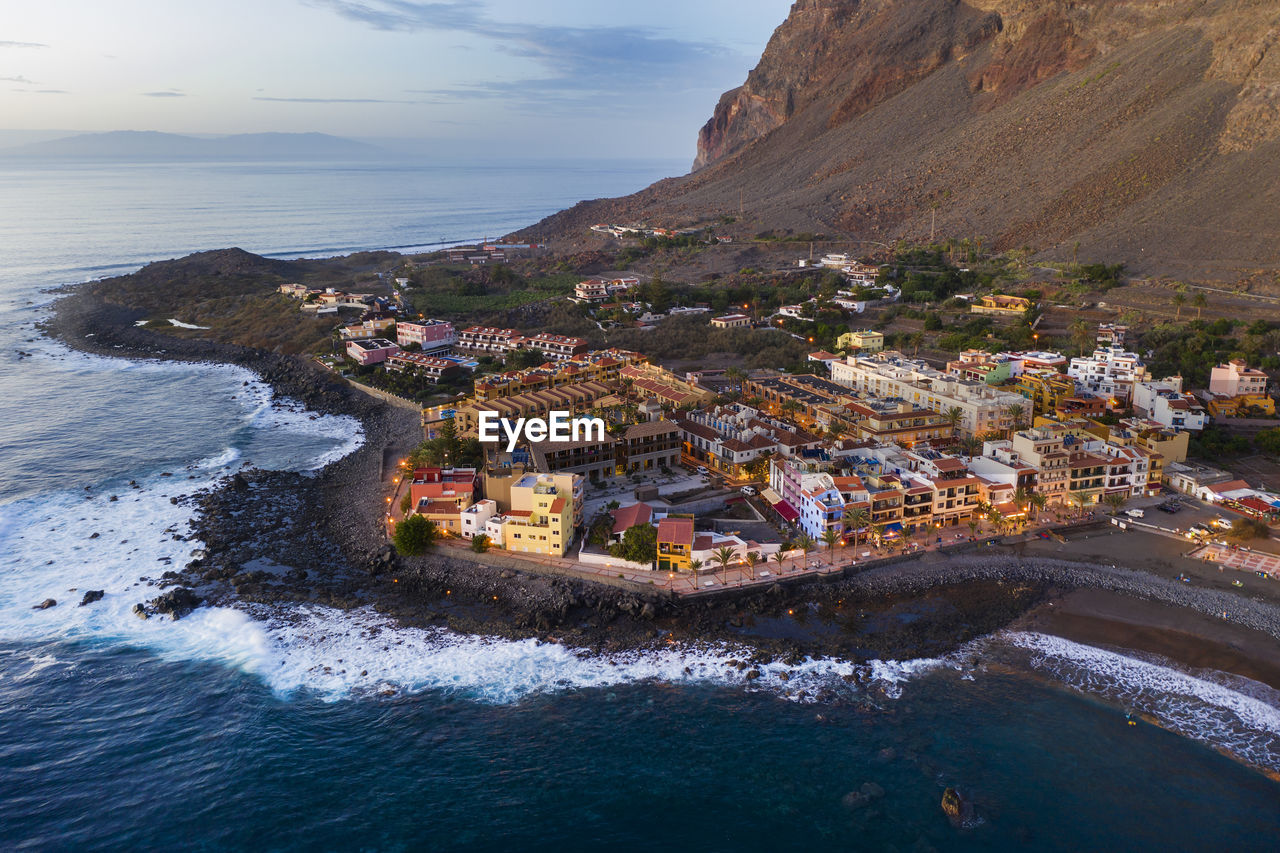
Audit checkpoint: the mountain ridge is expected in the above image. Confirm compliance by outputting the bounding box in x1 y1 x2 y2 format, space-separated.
517 0 1280 282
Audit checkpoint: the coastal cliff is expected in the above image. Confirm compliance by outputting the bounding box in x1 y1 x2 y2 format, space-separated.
522 0 1280 280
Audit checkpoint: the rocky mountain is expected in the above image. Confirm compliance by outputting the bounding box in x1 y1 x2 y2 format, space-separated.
520 0 1280 280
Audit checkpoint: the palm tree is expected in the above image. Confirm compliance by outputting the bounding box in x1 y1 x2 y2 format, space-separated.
842 505 869 548
688 558 703 578
772 549 788 575
967 517 981 539
870 522 887 549
1172 291 1186 320
820 528 841 565
1070 319 1094 356
959 435 983 458
712 546 737 586
1028 492 1047 522
986 508 1005 536
1102 492 1127 516
942 406 965 433
1069 490 1092 517
796 533 816 567
1192 292 1207 319
745 551 760 580
1003 403 1027 436
910 332 925 355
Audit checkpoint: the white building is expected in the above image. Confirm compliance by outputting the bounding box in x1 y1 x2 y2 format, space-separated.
1134 378 1207 432
1068 345 1150 404
461 499 498 539
831 351 1027 438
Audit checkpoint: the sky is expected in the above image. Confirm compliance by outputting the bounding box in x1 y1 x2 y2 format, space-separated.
0 0 792 160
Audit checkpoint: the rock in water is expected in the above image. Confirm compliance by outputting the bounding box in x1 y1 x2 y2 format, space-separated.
33 598 57 610
146 587 201 620
78 590 105 607
941 787 974 828
132 603 149 620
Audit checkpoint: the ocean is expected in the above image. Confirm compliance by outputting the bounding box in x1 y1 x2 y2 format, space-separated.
0 158 1277 851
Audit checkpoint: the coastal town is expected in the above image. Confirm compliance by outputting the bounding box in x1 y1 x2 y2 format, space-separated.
274 239 1280 596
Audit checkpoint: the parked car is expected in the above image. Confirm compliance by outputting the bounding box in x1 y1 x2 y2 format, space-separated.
1188 524 1211 538
1124 508 1145 518
1157 502 1180 514
740 486 758 496
1212 517 1233 530
696 466 709 476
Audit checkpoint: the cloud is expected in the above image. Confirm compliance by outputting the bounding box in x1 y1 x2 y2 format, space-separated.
307 1 743 110
35 89 68 94
254 95 420 104
0 75 36 84
142 90 187 98
0 40 48 49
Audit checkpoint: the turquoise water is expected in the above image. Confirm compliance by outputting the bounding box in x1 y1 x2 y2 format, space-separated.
0 158 1277 850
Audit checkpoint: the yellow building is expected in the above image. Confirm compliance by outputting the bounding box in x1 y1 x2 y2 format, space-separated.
970 294 1032 317
1205 394 1277 418
656 516 694 572
837 330 885 353
500 472 582 557
1015 372 1075 416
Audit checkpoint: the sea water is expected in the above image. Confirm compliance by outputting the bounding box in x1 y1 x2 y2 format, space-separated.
0 158 1277 850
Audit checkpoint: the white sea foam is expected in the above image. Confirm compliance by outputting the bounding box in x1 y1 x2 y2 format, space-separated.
167 318 209 329
1001 631 1280 772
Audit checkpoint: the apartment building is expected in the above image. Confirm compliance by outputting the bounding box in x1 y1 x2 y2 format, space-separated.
1209 360 1269 398
396 319 456 351
1133 378 1207 432
453 381 617 436
620 363 715 408
524 333 589 361
490 472 582 557
831 351 1025 437
845 399 953 448
472 349 641 401
1068 345 1150 404
457 326 522 355
1011 428 1070 505
346 338 400 366
528 421 681 482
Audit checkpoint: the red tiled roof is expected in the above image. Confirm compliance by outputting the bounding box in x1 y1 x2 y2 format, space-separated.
611 503 653 535
657 517 695 546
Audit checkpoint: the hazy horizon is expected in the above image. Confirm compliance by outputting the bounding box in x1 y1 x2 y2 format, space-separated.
1 0 792 161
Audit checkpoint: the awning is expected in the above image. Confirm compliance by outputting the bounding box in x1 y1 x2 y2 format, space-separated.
883 522 903 535
774 501 799 523
761 487 783 505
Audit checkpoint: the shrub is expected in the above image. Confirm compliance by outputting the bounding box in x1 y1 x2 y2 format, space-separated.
470 534 491 553
393 515 437 556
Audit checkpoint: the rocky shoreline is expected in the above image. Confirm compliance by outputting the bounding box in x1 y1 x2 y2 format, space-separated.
40 283 1280 672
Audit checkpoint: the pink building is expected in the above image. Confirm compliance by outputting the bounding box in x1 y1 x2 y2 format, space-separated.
397 320 456 351
346 338 400 366
1209 360 1269 397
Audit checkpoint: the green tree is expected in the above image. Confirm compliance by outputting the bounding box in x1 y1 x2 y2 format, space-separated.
1192 292 1207 319
1028 492 1047 521
393 515 437 556
842 505 869 548
1256 428 1280 457
610 523 658 564
942 406 965 433
470 533 491 553
1101 492 1127 515
1172 291 1186 320
745 551 760 580
795 533 816 567
1068 490 1093 516
1227 518 1270 542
